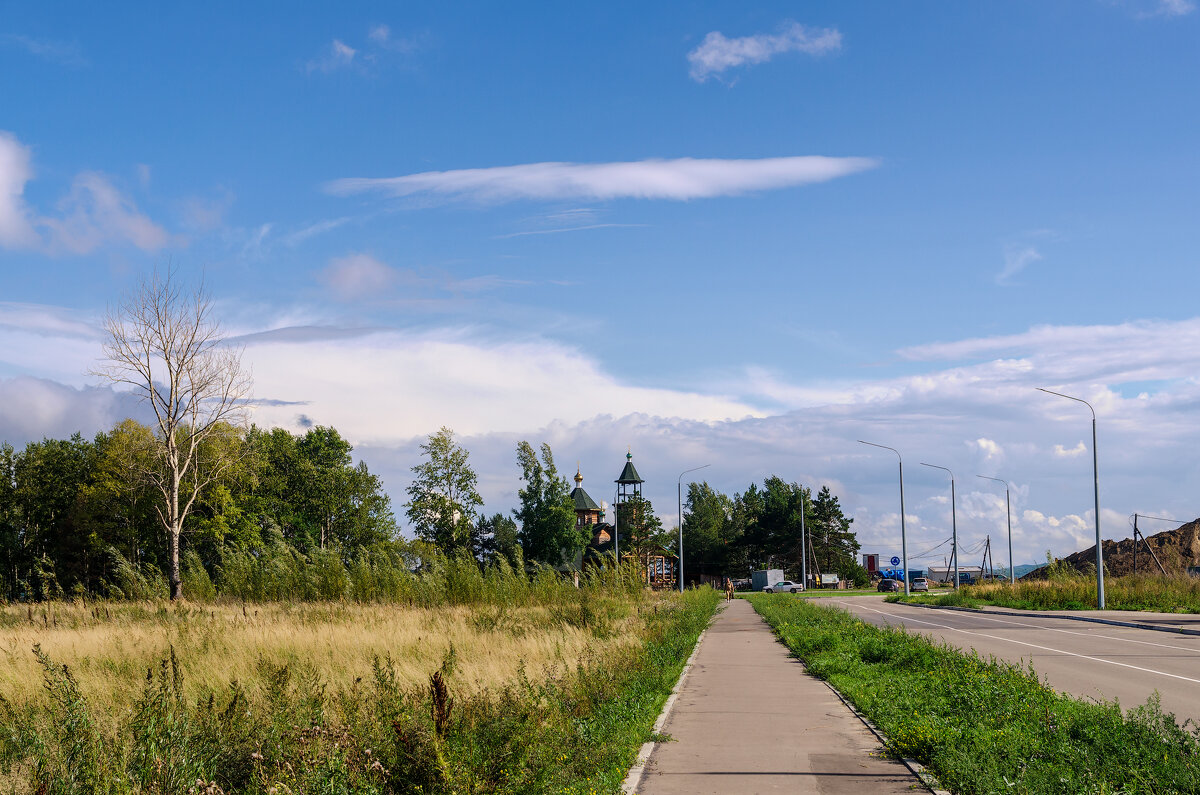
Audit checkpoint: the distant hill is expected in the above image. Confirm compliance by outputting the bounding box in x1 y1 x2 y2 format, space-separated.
995 564 1041 579
1023 518 1200 579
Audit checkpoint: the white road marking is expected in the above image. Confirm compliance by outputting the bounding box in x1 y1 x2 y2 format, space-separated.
952 609 1200 655
834 600 1200 686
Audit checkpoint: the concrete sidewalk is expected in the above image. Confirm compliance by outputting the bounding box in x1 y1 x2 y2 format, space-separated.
633 599 922 795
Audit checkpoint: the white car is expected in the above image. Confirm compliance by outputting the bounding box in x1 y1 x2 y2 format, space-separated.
763 581 802 593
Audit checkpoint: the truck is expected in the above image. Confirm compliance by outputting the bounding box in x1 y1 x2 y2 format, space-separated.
751 569 786 592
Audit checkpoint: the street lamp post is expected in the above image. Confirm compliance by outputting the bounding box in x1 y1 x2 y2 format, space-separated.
612 488 619 562
977 475 1014 585
1038 388 1104 609
921 463 958 588
858 441 910 596
677 464 711 594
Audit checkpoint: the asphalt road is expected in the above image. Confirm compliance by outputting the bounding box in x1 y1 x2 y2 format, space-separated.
820 595 1200 723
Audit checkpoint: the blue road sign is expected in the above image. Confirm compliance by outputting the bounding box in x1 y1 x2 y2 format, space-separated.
890 556 900 566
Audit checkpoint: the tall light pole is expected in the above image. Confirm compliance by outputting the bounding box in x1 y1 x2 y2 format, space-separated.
858 441 910 596
612 487 619 562
977 475 1014 585
921 463 958 588
800 487 808 592
1038 388 1105 609
677 464 711 593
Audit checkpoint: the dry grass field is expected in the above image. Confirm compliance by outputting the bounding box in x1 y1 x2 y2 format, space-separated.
0 561 720 794
0 599 639 712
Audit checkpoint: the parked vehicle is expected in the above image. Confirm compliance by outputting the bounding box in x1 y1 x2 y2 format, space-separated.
763 581 802 593
877 578 901 592
911 577 929 592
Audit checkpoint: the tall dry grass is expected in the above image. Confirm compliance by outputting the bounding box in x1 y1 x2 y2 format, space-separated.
0 599 639 711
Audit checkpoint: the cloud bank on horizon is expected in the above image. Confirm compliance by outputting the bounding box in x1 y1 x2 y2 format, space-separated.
3 299 1200 567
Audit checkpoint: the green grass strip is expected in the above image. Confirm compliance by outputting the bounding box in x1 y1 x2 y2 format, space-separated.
890 574 1200 614
747 594 1200 795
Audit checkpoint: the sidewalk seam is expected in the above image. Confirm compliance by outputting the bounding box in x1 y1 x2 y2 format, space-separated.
816 674 950 795
620 613 714 795
904 601 1200 636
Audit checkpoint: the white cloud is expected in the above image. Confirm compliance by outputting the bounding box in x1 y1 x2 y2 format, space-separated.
326 156 879 204
0 131 169 254
369 25 390 43
996 245 1042 284
974 438 1002 459
0 132 38 248
307 39 357 73
687 21 841 82
1054 441 1087 457
245 328 760 441
42 172 170 254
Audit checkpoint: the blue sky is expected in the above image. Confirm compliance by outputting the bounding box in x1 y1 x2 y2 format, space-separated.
3 1 1200 567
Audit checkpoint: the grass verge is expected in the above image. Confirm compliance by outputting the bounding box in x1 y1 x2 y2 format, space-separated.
0 587 720 794
890 573 1200 613
748 594 1200 795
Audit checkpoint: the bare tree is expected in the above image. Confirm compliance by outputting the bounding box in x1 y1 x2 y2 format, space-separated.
92 269 252 600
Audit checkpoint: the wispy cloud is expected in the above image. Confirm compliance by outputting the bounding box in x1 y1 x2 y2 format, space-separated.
326 156 879 205
687 21 841 83
996 245 1043 285
305 26 427 75
318 253 530 302
1 34 87 66
1143 0 1195 16
0 131 169 254
494 223 648 239
306 39 357 73
320 253 396 300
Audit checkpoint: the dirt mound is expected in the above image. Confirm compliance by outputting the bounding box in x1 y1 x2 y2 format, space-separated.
1023 518 1200 579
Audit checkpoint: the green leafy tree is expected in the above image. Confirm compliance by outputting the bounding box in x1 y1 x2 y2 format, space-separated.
76 420 162 584
681 482 733 576
513 442 580 566
809 485 859 574
617 493 667 568
9 434 96 598
473 512 521 569
406 427 482 555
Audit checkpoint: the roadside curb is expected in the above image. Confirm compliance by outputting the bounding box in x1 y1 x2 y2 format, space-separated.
903 601 1200 636
818 676 950 795
621 611 714 794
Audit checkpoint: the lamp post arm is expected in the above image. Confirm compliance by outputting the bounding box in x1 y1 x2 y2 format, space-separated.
859 440 909 596
1038 387 1104 609
978 475 1014 584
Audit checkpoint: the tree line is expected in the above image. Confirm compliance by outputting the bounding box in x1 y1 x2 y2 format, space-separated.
1 271 861 600
682 477 866 586
0 417 863 600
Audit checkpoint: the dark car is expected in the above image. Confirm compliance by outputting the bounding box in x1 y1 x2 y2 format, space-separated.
877 578 901 592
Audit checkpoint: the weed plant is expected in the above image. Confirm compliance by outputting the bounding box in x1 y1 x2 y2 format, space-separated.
749 594 1200 794
0 583 719 794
